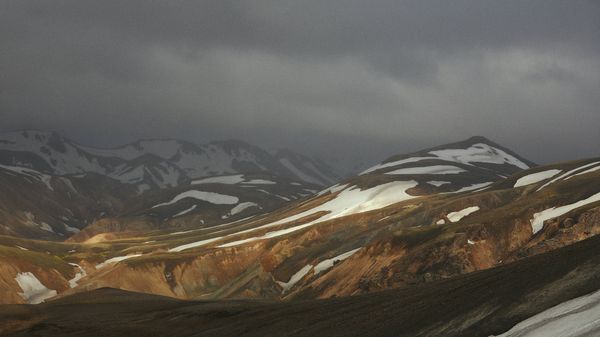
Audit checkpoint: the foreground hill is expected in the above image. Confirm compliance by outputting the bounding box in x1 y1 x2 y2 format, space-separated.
2 232 600 337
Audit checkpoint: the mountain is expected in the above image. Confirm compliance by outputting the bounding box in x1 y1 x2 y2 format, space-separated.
1 135 600 336
0 164 321 241
0 130 336 240
60 135 536 242
67 172 320 243
0 164 138 239
0 130 342 189
357 135 534 191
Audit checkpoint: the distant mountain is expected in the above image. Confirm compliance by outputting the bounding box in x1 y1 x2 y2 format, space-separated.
358 135 535 187
0 130 343 190
0 130 338 240
275 149 342 186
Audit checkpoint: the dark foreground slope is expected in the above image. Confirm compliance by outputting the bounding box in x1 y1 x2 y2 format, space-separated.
2 233 600 337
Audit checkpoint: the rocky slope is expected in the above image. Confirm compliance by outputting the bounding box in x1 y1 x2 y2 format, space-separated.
0 165 137 239
3 233 600 337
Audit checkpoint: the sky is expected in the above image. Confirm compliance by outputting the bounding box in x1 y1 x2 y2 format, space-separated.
1 1 599 172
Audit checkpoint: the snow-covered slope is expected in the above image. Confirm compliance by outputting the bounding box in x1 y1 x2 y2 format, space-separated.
495 288 600 337
0 131 186 190
356 136 534 194
0 130 341 189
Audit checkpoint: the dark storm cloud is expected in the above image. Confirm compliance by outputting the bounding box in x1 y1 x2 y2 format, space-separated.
1 0 599 169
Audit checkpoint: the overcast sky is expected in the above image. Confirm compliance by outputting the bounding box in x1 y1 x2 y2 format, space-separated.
1 1 599 171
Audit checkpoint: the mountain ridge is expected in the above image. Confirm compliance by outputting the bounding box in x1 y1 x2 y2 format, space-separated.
0 130 342 188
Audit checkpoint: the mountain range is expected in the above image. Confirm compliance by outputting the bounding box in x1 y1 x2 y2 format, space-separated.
0 130 341 239
0 130 342 189
1 132 600 336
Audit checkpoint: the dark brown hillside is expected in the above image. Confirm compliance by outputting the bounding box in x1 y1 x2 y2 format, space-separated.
3 232 600 337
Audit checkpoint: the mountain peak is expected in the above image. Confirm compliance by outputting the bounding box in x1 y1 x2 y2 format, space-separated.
465 135 492 143
359 135 535 179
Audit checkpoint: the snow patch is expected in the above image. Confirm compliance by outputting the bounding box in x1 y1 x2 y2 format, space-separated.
276 195 291 201
530 192 600 234
153 190 238 208
63 223 80 233
67 263 86 288
14 272 57 304
317 183 349 196
222 202 260 219
172 205 197 218
22 212 55 233
168 237 222 252
514 169 562 188
428 181 451 187
566 163 600 180
39 222 54 233
95 254 142 269
447 206 480 223
493 288 600 337
219 181 418 247
449 182 493 194
429 143 529 169
537 161 600 191
191 174 245 185
314 248 361 275
385 165 466 175
277 264 313 293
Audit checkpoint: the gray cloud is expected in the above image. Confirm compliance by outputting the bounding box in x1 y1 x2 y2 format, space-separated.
1 0 599 170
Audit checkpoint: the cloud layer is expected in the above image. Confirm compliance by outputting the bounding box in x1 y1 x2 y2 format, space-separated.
1 1 599 169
